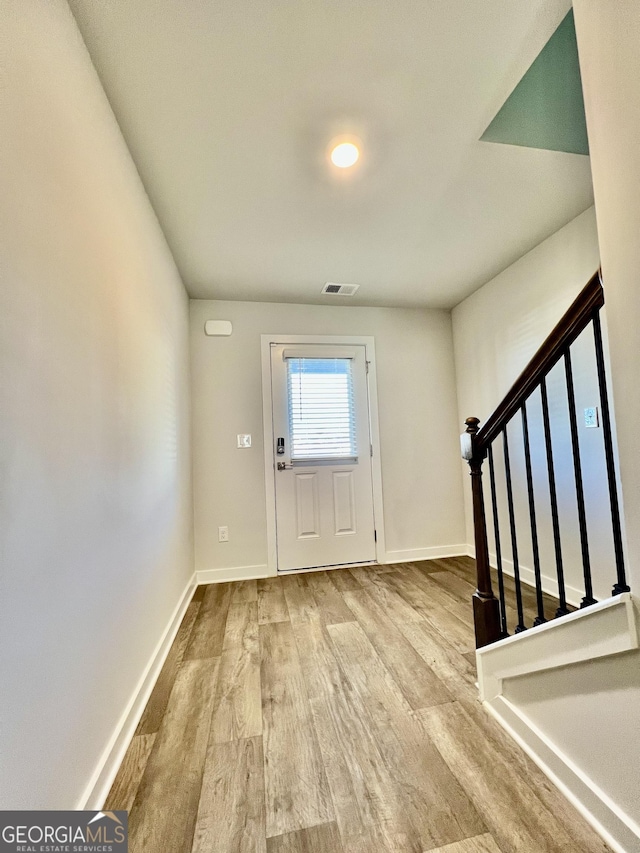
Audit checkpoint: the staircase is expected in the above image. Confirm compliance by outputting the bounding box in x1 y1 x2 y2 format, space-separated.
462 270 639 853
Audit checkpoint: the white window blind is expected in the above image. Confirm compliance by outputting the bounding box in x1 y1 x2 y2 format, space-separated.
286 357 357 460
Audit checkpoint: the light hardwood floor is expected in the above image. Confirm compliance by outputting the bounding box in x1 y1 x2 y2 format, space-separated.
106 557 610 853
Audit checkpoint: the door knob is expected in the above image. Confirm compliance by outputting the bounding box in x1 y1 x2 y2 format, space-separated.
277 461 292 471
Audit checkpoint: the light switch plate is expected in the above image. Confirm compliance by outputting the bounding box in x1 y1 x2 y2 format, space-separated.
584 407 599 428
237 434 252 448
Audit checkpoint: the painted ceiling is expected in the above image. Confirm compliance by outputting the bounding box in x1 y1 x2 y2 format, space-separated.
68 0 593 308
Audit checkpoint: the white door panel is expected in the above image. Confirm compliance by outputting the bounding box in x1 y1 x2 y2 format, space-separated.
333 470 356 535
294 471 320 538
270 343 376 572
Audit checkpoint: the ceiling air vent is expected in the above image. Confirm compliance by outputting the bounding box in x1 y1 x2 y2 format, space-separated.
321 282 360 296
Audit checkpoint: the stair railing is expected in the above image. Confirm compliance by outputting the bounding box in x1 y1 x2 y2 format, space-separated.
462 271 630 648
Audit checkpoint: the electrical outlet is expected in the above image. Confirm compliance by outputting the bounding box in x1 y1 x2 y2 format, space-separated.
218 526 229 542
584 406 599 428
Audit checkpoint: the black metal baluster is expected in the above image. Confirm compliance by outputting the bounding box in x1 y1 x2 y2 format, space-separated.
540 377 570 616
564 348 597 607
592 310 630 595
521 401 546 625
487 443 509 637
503 426 526 632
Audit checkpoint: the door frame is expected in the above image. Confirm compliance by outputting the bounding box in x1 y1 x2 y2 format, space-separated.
261 334 386 576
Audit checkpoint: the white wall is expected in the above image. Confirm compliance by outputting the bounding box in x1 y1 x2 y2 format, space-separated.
0 1 193 808
190 300 466 574
573 1 640 596
451 208 621 605
452 208 599 433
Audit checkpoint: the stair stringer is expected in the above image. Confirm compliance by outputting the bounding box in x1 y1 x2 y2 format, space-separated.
476 593 640 853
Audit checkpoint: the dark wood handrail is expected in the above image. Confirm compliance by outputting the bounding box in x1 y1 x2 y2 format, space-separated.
463 268 615 648
474 270 604 454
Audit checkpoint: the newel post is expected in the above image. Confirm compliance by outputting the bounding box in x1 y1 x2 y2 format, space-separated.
463 417 501 648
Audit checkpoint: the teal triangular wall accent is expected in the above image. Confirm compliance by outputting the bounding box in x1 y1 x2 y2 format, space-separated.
481 9 589 156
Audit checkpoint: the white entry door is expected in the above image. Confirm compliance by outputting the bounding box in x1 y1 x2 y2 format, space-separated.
270 343 377 572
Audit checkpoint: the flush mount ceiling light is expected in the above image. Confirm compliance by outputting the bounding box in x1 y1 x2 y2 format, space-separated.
329 140 360 169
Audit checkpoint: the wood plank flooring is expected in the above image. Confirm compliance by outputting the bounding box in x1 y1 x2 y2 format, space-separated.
106 557 610 853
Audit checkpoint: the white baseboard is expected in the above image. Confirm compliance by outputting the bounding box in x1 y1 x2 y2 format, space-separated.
197 553 469 581
465 544 584 608
496 554 585 609
383 544 469 564
196 550 472 581
197 551 470 582
77 573 197 810
196 564 271 585
485 696 640 853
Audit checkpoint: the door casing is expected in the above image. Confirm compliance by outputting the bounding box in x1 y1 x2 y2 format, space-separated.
261 334 386 576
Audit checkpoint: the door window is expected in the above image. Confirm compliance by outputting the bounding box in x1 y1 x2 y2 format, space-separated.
286 357 357 461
